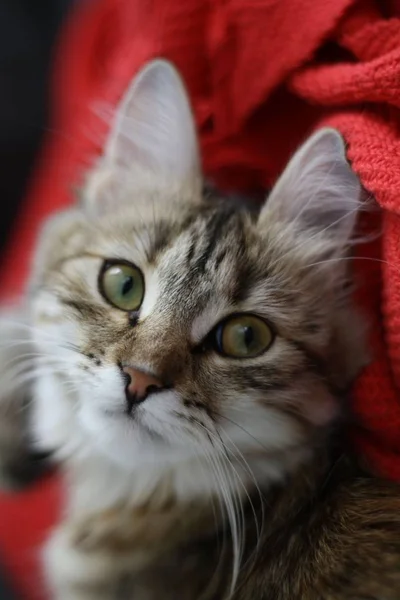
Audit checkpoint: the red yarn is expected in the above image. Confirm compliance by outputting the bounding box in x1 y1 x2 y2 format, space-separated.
1 0 400 597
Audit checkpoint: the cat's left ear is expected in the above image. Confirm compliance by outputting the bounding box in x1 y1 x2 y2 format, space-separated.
85 60 201 211
259 128 362 247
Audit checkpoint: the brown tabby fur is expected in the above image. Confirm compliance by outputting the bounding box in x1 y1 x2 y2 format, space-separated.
49 453 400 600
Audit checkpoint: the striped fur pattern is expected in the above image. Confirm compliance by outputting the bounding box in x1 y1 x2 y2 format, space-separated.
0 61 399 599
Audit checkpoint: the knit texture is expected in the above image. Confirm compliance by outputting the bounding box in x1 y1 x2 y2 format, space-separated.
0 0 399 597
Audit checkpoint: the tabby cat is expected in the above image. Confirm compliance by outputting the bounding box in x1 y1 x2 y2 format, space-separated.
0 60 399 600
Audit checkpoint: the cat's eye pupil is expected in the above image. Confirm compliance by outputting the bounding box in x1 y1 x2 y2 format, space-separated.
122 277 134 296
243 326 254 348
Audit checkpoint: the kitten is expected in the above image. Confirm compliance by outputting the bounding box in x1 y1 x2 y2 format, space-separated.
0 60 399 600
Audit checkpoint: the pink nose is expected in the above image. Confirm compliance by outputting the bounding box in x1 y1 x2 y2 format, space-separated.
122 366 163 408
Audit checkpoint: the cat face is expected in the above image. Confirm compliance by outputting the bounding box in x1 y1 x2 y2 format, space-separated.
29 61 365 485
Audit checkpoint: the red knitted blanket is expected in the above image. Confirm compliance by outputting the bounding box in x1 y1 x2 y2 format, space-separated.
1 0 399 597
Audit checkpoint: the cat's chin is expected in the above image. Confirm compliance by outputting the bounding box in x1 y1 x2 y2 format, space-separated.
76 399 197 471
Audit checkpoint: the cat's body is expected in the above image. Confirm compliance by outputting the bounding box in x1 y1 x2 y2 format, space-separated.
0 61 399 600
42 451 400 600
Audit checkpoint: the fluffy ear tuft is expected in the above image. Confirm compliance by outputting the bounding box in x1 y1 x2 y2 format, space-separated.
85 60 201 213
260 128 362 245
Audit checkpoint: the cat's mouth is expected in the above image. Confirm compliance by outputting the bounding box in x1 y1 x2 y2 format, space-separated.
101 404 167 447
102 407 140 421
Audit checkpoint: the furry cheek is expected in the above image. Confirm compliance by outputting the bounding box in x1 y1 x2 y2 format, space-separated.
80 364 126 413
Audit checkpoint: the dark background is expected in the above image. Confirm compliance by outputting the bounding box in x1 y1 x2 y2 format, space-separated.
0 0 75 256
0 4 74 595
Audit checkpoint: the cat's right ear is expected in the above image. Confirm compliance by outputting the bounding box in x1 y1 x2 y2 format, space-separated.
85 60 201 213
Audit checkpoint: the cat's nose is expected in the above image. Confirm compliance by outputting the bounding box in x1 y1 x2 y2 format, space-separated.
122 366 163 411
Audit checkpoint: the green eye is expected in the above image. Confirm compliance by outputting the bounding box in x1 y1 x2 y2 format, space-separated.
99 261 144 312
215 314 273 358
